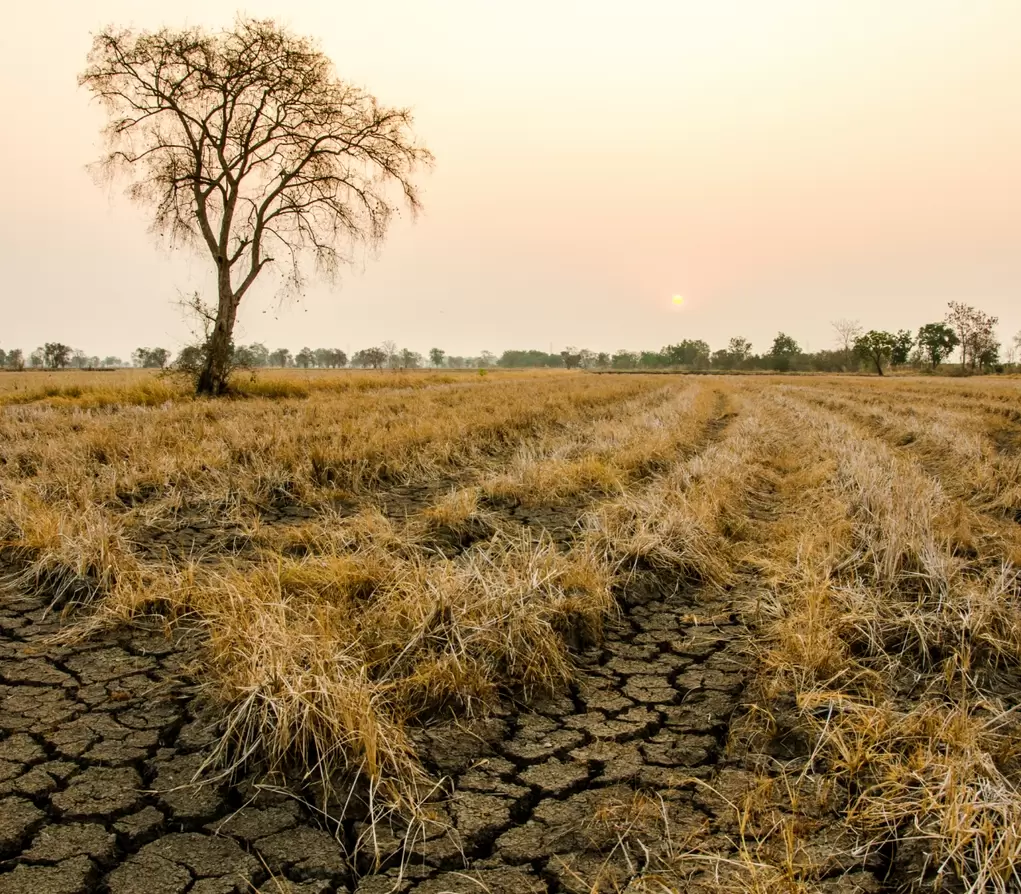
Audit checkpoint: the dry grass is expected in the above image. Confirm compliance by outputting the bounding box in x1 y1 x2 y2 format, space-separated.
3 369 1021 889
739 384 1021 893
1 370 668 817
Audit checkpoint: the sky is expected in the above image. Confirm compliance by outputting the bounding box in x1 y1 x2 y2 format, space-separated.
1 0 1019 360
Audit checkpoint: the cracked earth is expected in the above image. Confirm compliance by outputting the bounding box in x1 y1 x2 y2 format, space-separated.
1 565 882 894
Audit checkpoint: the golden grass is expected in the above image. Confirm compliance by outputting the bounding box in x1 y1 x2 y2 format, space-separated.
739 386 1021 893
4 369 1021 889
0 366 475 407
482 381 727 507
1 371 671 818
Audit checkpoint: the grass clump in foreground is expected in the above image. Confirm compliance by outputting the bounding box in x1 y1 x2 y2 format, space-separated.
85 513 614 829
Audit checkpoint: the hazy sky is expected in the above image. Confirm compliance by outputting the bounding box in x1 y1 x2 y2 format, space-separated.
2 1 1019 359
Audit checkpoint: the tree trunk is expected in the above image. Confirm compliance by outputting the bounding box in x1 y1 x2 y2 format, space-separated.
873 354 884 376
196 273 238 396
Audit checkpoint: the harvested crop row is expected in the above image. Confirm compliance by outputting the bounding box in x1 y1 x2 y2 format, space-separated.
821 376 1021 427
744 386 1021 894
792 385 1021 515
786 387 1021 576
481 380 732 507
0 372 663 604
581 384 778 589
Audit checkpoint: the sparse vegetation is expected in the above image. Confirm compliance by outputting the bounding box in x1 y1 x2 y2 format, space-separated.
2 368 1020 891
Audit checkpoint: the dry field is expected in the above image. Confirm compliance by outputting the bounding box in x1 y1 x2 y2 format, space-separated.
1 368 1020 893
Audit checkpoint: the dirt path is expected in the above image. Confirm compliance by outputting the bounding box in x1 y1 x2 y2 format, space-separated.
0 568 761 894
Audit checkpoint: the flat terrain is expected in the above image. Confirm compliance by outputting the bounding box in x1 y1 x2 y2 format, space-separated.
1 369 1019 893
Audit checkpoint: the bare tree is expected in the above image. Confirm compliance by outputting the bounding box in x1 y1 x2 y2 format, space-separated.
381 340 399 368
832 319 862 369
80 18 432 395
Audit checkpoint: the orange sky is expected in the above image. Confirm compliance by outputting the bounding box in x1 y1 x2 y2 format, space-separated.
1 0 1019 359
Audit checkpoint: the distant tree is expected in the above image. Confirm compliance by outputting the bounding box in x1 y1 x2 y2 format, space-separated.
662 340 710 367
429 348 446 368
479 350 497 368
100 356 121 367
6 349 24 370
639 350 667 368
29 348 45 368
890 330 914 367
174 344 205 371
498 349 559 368
976 339 1000 372
970 328 999 372
398 348 422 369
768 333 799 371
234 344 261 368
595 352 610 368
268 348 292 368
713 337 753 370
133 347 171 368
854 330 897 375
711 349 733 370
320 349 346 368
70 350 88 368
611 350 638 370
945 302 998 370
311 347 345 368
380 340 399 369
560 348 582 370
43 343 72 369
728 337 753 363
0 349 6 368
446 355 467 369
915 323 958 369
832 319 863 368
352 347 386 369
246 343 270 368
80 18 431 396
295 347 315 369
804 350 847 373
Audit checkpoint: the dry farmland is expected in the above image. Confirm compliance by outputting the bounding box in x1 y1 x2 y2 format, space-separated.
1 369 1020 894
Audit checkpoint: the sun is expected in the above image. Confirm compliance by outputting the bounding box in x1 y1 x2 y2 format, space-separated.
672 295 684 306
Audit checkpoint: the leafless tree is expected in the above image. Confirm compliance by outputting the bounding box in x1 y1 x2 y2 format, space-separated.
80 18 432 395
832 319 862 369
381 340 399 368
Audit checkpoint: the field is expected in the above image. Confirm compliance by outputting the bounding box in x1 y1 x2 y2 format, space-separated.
1 368 1020 894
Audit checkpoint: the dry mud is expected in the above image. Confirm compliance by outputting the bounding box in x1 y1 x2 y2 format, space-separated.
0 567 889 894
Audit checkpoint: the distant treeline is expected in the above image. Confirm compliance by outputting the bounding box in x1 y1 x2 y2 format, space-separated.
5 302 1018 375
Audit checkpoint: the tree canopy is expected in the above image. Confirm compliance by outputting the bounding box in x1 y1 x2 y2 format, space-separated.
854 330 897 375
